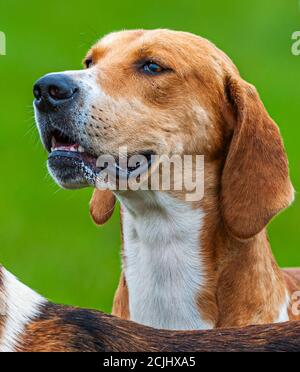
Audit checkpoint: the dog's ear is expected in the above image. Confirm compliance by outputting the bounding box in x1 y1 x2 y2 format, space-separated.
90 190 116 225
222 74 294 240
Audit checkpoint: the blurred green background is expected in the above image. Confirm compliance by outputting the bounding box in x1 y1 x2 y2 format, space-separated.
0 0 299 313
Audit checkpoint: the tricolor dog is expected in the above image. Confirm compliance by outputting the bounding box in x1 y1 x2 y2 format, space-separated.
1 265 300 352
33 29 300 330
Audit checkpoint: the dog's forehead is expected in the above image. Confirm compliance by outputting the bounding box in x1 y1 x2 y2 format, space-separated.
89 30 146 59
100 30 145 47
89 29 218 63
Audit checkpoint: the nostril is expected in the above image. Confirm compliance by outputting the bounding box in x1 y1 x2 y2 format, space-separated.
49 85 61 100
33 85 42 100
48 84 77 101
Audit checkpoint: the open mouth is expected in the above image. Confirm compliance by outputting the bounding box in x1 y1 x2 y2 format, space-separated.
46 128 154 187
49 129 98 170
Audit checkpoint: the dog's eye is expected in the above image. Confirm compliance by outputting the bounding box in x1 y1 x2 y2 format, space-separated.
142 61 164 75
85 58 93 69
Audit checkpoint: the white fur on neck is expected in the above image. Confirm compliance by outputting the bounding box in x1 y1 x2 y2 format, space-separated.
0 268 46 352
118 191 213 330
275 291 290 323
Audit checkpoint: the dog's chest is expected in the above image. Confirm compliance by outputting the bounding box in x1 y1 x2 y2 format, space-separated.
122 196 213 330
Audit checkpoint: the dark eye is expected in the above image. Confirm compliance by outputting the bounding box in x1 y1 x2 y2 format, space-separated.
142 61 164 75
85 58 93 69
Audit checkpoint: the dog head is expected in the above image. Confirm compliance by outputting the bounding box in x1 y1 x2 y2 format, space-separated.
34 29 294 239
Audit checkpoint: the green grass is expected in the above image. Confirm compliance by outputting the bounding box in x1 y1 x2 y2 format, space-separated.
0 0 299 313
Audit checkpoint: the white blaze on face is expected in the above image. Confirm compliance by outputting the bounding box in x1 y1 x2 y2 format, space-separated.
44 69 102 98
0 268 46 352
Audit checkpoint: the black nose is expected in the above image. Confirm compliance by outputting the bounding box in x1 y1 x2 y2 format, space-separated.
33 74 79 112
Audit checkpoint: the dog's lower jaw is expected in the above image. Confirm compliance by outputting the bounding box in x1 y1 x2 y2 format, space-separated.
116 191 215 330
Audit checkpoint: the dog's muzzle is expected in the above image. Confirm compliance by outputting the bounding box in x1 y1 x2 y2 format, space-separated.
33 73 99 189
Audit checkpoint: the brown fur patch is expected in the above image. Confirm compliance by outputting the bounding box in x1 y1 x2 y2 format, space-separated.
221 76 294 240
18 302 300 352
112 274 130 320
284 269 300 286
90 190 116 225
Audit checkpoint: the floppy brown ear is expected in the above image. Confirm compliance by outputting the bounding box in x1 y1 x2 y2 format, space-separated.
222 75 294 240
90 190 116 225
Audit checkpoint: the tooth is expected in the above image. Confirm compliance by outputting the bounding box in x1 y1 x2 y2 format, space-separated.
78 145 85 153
51 137 56 151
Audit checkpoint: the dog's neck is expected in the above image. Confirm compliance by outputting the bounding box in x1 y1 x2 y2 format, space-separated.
117 191 213 330
116 188 290 330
